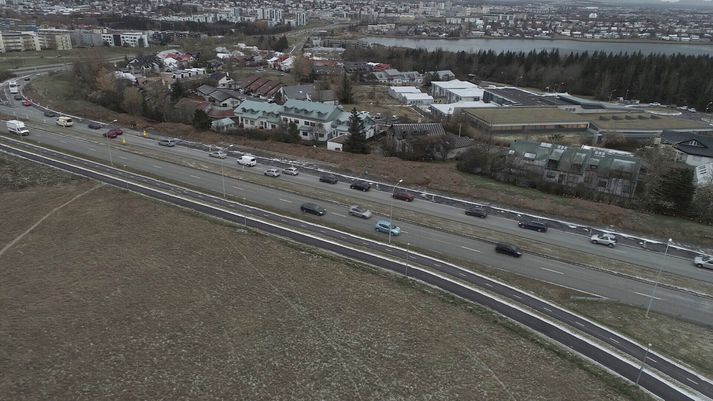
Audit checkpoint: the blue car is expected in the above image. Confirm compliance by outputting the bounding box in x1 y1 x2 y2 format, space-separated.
375 220 400 236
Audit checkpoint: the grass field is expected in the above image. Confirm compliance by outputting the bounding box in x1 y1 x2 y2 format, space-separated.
0 153 649 401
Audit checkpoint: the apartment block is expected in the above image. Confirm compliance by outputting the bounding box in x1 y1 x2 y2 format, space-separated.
38 29 72 50
0 31 40 52
101 31 149 48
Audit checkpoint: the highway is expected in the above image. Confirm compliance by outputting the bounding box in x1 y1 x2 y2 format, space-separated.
1 139 710 401
3 109 713 327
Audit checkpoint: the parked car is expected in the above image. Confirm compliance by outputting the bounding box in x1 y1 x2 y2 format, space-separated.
300 202 326 216
22 100 32 106
495 242 522 257
694 255 713 270
282 167 299 176
375 220 400 236
392 191 415 202
87 122 102 129
465 205 489 218
319 174 338 184
43 110 57 117
590 233 617 248
13 95 22 101
208 150 227 159
158 138 176 147
518 220 548 233
264 168 281 177
349 205 372 219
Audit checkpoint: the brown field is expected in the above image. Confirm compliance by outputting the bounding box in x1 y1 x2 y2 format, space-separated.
0 154 648 401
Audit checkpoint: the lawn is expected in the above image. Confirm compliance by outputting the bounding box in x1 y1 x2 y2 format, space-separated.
0 153 647 401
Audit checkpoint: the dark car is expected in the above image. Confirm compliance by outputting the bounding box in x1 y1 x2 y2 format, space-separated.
518 220 548 233
465 205 489 218
495 242 522 257
392 191 415 202
103 128 123 139
319 174 338 184
43 110 58 117
350 181 371 192
87 122 102 129
300 202 326 216
24 76 31 81
14 95 23 101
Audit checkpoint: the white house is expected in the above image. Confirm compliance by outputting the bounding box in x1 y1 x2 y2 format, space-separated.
280 99 343 142
327 134 349 151
234 100 283 130
431 79 478 98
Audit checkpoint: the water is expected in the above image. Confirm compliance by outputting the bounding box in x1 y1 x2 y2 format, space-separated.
361 37 713 56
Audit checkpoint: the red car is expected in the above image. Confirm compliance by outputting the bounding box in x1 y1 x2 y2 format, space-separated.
22 100 32 106
103 128 123 138
392 191 415 202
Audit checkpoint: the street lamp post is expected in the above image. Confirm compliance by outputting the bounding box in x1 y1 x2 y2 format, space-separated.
405 242 410 277
105 119 117 167
389 179 403 244
636 343 653 385
220 157 227 199
645 238 672 318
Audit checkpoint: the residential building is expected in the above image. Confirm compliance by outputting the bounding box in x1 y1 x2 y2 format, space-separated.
330 111 376 139
211 117 237 133
507 140 641 198
210 72 232 88
483 87 569 107
101 31 149 48
280 99 343 141
695 163 713 187
69 30 103 47
296 11 308 27
388 86 422 101
280 84 337 105
327 134 350 151
386 123 450 159
234 100 283 130
208 89 242 108
444 87 484 104
661 131 713 167
37 29 72 50
0 31 40 52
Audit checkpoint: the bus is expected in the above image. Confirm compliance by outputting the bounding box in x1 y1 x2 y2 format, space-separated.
8 81 18 94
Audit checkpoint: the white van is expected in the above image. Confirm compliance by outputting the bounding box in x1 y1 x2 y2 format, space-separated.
237 155 257 167
56 116 73 127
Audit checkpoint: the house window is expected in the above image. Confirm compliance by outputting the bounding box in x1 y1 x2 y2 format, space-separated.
589 164 598 170
545 171 556 179
598 179 607 188
301 132 309 137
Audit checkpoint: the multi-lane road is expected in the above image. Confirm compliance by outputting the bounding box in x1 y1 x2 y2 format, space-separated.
2 89 713 327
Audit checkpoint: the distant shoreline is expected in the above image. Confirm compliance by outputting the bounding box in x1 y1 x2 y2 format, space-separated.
357 34 713 47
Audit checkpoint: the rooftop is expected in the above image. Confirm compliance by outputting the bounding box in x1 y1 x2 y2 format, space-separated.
485 87 569 106
587 112 710 131
432 79 477 89
465 107 589 126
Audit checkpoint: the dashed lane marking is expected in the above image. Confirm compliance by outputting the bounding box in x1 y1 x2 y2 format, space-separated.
461 246 481 253
540 267 564 275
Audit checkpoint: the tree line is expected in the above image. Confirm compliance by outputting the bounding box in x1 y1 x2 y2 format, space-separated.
344 46 713 110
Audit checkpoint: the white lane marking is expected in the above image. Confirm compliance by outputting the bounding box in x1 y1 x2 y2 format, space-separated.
575 321 585 327
458 272 467 277
431 250 443 255
686 378 698 385
232 186 245 190
647 357 658 364
87 147 97 152
540 267 564 275
152 165 162 169
432 263 441 267
609 337 620 344
543 307 553 313
333 213 347 217
461 245 481 253
483 283 493 288
511 294 522 299
189 174 201 180
633 291 663 300
118 156 127 160
60 140 68 143
279 198 292 203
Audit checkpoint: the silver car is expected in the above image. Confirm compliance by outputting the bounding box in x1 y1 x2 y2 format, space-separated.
349 205 372 219
209 150 227 159
694 255 713 270
264 168 281 177
283 167 299 176
590 233 617 248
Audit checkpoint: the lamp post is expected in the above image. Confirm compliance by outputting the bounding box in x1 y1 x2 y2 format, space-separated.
645 238 672 318
388 179 403 244
636 343 653 385
405 242 410 277
105 119 118 167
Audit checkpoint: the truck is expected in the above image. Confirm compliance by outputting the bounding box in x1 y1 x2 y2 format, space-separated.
6 120 29 136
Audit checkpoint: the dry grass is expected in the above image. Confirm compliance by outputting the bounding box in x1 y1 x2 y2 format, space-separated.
0 158 645 401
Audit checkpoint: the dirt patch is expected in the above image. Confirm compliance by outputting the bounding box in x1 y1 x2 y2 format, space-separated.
0 165 644 400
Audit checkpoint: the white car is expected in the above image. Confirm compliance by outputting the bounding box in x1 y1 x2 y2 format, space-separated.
694 255 713 270
590 233 617 248
264 168 281 177
283 167 299 176
209 150 227 159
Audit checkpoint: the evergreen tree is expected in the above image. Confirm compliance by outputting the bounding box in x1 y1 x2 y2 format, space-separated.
272 35 289 52
170 80 185 101
339 73 353 104
343 108 369 154
192 109 211 130
284 121 300 143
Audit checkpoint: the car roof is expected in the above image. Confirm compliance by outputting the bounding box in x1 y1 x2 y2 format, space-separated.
377 219 391 224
